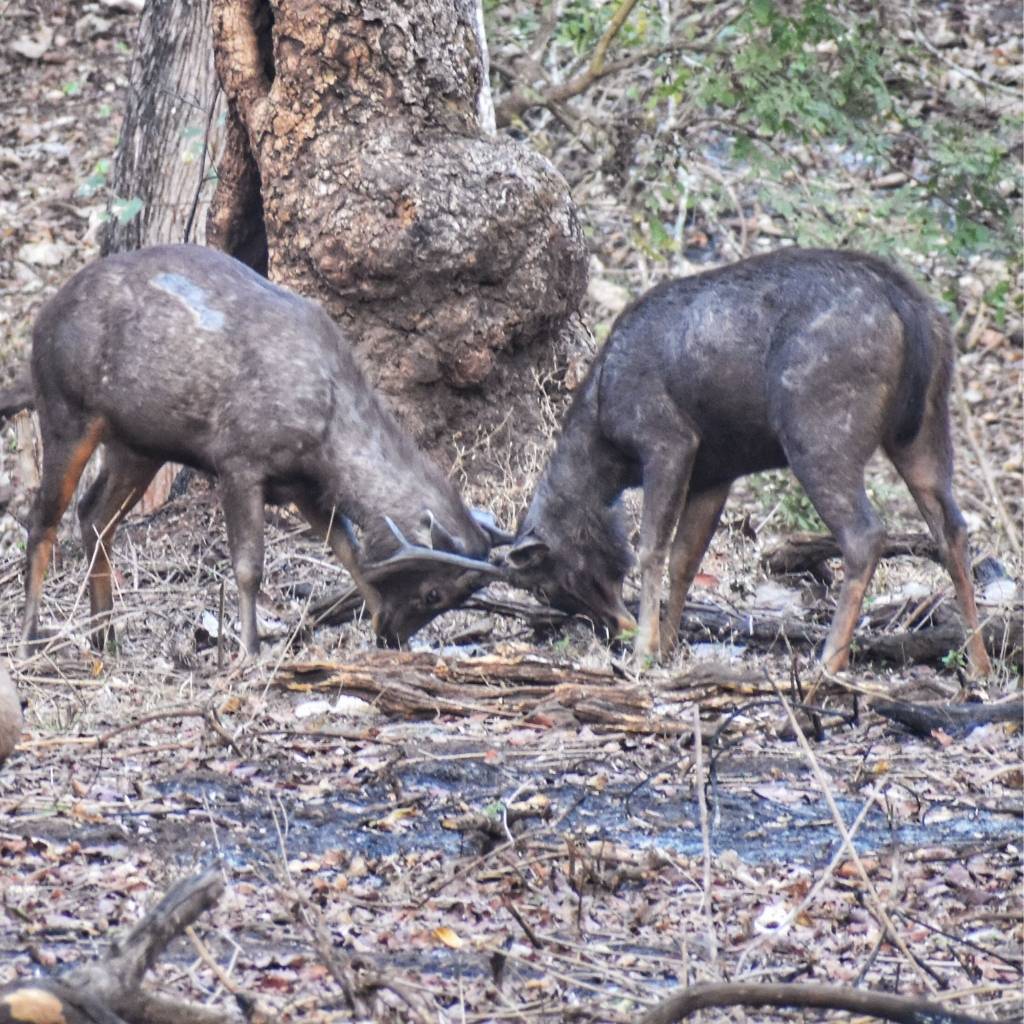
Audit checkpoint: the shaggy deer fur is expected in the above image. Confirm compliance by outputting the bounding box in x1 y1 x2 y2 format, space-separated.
507 248 991 676
22 245 506 656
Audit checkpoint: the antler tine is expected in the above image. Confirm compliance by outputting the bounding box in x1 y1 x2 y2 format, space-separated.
383 515 416 554
363 547 506 580
472 507 515 546
372 515 506 578
339 515 362 556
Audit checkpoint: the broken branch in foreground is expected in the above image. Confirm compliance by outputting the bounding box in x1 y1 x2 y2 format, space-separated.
870 694 1024 737
0 865 254 1024
638 980 991 1024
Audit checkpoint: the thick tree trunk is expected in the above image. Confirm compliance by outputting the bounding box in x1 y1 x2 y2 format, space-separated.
103 0 225 255
208 0 588 471
103 0 227 510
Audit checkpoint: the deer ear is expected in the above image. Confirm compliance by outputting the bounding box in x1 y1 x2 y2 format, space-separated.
507 533 549 570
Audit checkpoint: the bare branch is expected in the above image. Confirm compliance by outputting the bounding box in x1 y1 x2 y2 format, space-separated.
639 980 992 1024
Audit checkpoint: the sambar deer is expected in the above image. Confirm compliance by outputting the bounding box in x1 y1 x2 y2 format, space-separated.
506 248 991 676
21 245 508 657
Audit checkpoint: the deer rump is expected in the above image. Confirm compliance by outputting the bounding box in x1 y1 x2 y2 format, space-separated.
21 244 504 657
507 248 991 677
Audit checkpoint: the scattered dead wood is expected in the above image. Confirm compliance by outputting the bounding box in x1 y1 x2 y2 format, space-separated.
278 651 781 735
291 889 442 1024
638 980 991 1024
763 531 942 578
679 600 1022 669
442 793 553 841
465 592 1022 669
316 581 1021 672
871 694 1024 737
278 650 690 734
0 865 255 1024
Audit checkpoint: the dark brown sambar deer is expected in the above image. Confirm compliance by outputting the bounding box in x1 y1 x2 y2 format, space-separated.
506 248 991 676
20 245 509 657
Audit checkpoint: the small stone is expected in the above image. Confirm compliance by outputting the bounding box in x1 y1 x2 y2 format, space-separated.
9 26 55 61
18 240 71 267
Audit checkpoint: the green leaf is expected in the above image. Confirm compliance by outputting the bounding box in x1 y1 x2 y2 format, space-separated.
112 196 144 224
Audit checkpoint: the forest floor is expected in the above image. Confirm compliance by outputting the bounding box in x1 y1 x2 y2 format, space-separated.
0 3 1022 1023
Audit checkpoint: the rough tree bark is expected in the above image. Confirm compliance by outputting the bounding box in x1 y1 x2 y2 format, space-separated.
103 1 225 256
104 0 587 485
205 0 588 469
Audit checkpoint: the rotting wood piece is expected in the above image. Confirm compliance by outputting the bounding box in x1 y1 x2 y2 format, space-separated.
676 600 1022 669
442 793 553 840
0 865 256 1024
763 530 943 579
278 651 706 734
871 694 1024 737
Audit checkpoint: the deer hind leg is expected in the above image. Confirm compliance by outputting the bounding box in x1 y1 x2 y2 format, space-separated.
21 416 107 658
886 421 992 677
77 444 161 652
788 451 885 674
636 432 699 662
220 472 266 656
661 482 731 658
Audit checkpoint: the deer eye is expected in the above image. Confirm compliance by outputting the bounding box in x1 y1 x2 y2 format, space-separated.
423 588 442 607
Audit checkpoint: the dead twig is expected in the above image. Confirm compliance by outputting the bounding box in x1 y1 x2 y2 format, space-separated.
502 895 544 950
637 980 992 1024
289 887 441 1024
692 703 718 967
94 703 243 756
771 678 940 994
0 865 243 1024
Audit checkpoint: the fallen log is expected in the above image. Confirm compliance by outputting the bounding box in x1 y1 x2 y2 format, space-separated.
853 618 1022 668
677 600 1022 669
638 980 991 1024
763 531 942 578
871 694 1024 737
0 866 253 1024
278 650 687 734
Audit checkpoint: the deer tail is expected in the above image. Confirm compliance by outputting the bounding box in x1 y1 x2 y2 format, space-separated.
884 275 939 448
